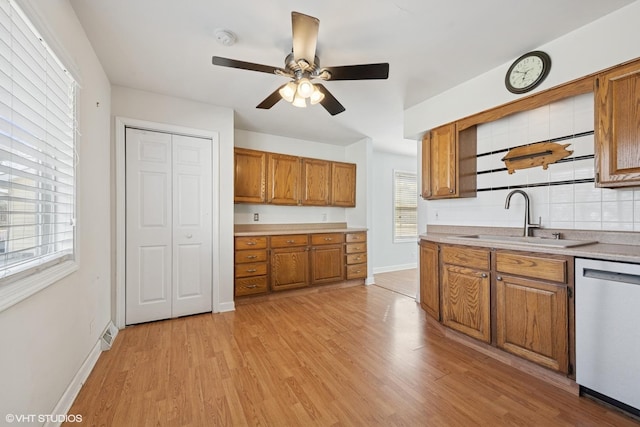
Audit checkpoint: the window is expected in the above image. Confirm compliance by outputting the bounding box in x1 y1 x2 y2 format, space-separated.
393 170 417 242
0 0 77 283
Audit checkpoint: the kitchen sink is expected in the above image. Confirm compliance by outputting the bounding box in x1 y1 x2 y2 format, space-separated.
449 234 597 248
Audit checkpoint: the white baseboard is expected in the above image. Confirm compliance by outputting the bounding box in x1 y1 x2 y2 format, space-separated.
46 340 102 427
365 276 375 285
217 301 235 312
373 263 417 275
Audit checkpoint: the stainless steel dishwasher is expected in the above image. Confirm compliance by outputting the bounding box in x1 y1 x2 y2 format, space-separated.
575 258 640 416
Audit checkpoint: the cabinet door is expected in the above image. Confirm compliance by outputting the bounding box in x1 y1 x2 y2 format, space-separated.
496 275 568 373
441 264 491 343
302 158 330 206
330 162 356 207
271 247 309 290
595 61 640 187
234 148 266 203
421 133 432 199
267 153 301 205
429 123 457 198
311 244 344 284
420 241 440 320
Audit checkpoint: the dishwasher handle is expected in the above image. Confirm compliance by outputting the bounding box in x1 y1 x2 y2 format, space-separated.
583 268 640 286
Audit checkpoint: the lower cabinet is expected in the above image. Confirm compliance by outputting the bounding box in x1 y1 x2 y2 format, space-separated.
440 245 491 343
495 251 570 374
420 241 573 375
234 231 367 297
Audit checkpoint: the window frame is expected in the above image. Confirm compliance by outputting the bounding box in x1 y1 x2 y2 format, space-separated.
392 169 418 243
0 0 78 312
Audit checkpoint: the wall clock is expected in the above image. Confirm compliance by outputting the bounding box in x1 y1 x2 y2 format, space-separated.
505 51 551 94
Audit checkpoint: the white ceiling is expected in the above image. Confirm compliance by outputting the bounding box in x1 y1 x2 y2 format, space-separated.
69 0 635 156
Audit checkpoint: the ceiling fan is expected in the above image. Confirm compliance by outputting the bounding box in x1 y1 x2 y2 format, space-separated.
211 11 389 116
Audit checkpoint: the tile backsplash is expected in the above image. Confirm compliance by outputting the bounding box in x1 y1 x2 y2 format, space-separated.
425 93 640 232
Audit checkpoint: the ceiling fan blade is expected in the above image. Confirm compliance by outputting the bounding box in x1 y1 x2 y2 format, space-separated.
315 84 345 116
256 85 285 109
212 56 282 75
323 63 389 81
291 12 319 66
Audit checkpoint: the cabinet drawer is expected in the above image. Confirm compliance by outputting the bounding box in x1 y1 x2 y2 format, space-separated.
311 233 344 246
235 249 267 264
496 252 567 283
235 236 268 250
345 243 366 254
270 234 309 248
346 232 367 243
441 245 490 270
235 262 267 278
346 253 367 265
346 263 367 279
235 276 268 297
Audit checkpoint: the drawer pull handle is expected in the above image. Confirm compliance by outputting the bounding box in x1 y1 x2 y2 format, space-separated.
355 270 361 273
246 255 257 259
245 284 258 289
354 247 361 250
355 256 361 260
246 242 257 246
324 237 333 241
286 240 295 243
246 269 257 273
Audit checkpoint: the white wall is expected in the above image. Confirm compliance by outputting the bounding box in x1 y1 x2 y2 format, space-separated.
405 1 640 138
371 150 418 273
110 86 236 311
0 0 112 422
234 129 349 224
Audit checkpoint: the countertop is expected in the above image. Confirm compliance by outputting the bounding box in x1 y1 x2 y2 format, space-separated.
234 223 367 237
420 226 640 264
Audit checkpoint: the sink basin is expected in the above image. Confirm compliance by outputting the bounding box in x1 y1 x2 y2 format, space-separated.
449 234 597 248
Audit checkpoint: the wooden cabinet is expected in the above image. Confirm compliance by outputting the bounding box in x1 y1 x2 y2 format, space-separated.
495 251 570 374
270 234 309 291
234 148 266 203
301 158 330 206
440 245 491 343
330 162 356 207
267 153 301 205
419 240 440 320
311 233 344 284
234 236 269 296
421 123 476 200
345 232 367 279
595 59 640 187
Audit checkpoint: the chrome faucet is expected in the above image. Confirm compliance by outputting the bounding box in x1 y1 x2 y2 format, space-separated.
504 190 541 237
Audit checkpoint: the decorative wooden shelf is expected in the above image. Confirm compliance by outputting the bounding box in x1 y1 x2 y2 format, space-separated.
502 141 572 174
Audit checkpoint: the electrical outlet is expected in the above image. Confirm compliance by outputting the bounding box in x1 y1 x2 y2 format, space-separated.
321 213 327 222
253 213 259 222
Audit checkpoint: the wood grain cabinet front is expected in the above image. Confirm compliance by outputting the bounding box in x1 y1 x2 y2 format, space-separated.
234 148 267 203
234 236 269 297
330 162 356 207
301 158 331 206
419 240 440 321
495 251 570 374
345 232 367 279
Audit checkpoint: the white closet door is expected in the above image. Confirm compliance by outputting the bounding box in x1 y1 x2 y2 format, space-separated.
172 134 212 317
125 128 173 324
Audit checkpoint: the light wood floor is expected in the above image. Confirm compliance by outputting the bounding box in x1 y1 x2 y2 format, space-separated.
66 285 639 426
373 268 417 297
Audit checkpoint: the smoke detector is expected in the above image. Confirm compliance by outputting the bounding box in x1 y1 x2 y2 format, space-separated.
214 29 237 47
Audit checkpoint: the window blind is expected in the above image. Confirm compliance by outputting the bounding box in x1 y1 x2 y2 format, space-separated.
393 171 417 241
0 0 76 280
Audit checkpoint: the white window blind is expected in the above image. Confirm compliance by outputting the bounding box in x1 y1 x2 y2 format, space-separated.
393 170 417 241
0 0 76 281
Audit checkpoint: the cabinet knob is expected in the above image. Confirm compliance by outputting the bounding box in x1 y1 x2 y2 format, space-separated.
497 276 503 281
449 189 454 194
481 273 487 278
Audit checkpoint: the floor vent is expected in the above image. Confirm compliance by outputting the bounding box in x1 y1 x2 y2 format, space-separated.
101 322 118 351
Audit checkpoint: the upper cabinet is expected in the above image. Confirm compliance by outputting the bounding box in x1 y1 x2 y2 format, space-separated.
595 59 640 187
267 153 302 205
421 123 476 200
234 148 356 207
234 148 267 203
301 158 331 206
330 162 356 207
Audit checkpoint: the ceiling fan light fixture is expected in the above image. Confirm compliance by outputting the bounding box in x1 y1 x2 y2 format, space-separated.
297 78 314 98
279 81 297 103
292 94 307 108
310 87 325 105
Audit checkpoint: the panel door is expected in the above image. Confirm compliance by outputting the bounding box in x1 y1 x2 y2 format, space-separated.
234 148 266 203
311 244 344 284
271 247 309 291
429 123 457 198
267 153 301 205
125 128 173 324
420 241 440 320
301 158 330 206
330 162 356 207
171 134 212 317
